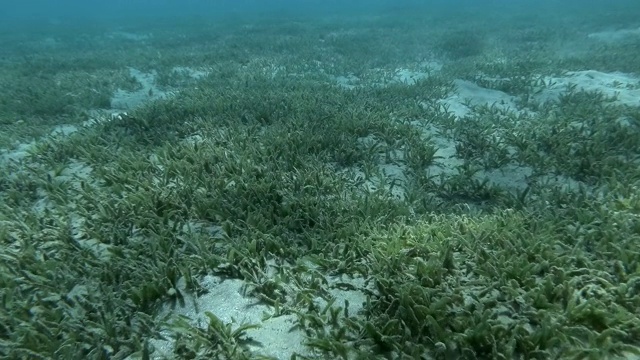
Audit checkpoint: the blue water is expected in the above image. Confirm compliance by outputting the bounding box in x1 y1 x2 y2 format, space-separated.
4 1 398 22
3 0 637 25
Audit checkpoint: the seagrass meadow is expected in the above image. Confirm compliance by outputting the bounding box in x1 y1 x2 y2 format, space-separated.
1 2 640 360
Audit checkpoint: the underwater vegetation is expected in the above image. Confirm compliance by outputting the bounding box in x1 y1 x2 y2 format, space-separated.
1 5 640 360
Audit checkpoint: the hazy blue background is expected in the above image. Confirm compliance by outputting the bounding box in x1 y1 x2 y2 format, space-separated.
1 0 638 30
2 0 635 22
4 0 410 23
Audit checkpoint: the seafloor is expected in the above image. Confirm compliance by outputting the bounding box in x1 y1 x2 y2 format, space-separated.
1 3 640 360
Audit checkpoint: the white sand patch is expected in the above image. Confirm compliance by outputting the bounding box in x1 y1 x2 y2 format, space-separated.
111 68 171 110
410 123 462 178
334 74 360 89
50 124 79 136
147 275 311 359
393 68 430 85
107 31 152 42
392 61 442 85
1 64 177 181
0 111 125 167
537 173 584 193
145 267 368 359
1 63 205 167
417 124 533 192
380 163 409 199
0 141 35 165
342 69 609 199
171 66 210 80
345 78 535 198
438 79 521 119
587 27 640 43
482 164 532 192
535 70 640 107
0 124 90 166
111 66 208 110
333 61 442 89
